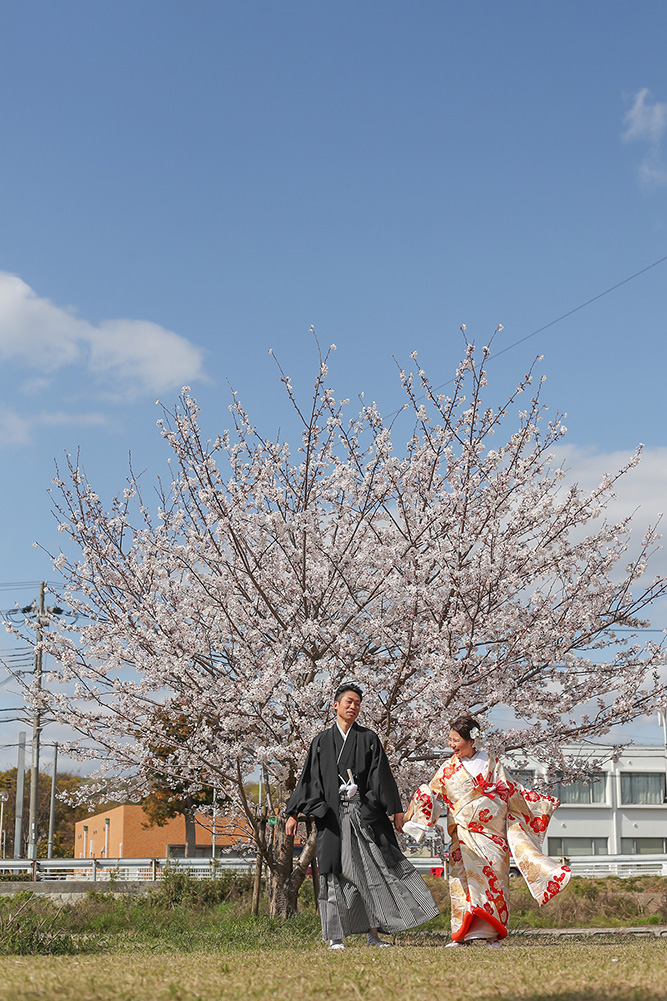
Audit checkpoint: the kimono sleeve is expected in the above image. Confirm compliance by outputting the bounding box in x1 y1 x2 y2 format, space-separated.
366 735 403 816
500 761 571 905
403 759 453 840
502 762 560 847
285 737 328 819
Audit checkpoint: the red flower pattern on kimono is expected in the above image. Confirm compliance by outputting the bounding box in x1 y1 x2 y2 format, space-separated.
441 759 461 781
482 864 509 924
412 752 570 943
541 868 570 904
522 812 550 834
489 833 510 853
413 786 434 821
474 774 512 803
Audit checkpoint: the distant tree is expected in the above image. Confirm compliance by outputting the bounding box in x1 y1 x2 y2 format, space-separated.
0 767 90 858
140 711 214 857
33 335 667 915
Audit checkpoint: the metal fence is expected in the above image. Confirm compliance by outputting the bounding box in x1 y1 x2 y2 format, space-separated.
1 853 666 882
0 856 254 882
561 854 667 878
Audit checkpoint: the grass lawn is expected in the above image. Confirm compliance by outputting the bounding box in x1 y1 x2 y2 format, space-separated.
2 874 667 1000
1 941 667 1001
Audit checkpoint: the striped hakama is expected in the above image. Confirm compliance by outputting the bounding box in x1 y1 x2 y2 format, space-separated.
318 795 439 941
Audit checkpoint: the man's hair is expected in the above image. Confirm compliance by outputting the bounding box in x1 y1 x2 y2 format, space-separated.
333 683 363 703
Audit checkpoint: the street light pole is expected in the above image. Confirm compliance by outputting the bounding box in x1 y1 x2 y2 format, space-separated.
14 731 26 858
47 742 58 859
212 787 217 862
27 582 45 860
0 791 8 860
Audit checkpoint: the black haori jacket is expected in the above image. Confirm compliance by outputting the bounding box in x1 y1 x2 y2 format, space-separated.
285 722 404 875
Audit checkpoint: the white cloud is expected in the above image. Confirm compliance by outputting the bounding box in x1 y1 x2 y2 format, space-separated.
20 376 54 397
0 405 109 449
621 88 667 191
638 158 667 191
553 444 667 623
0 272 206 395
36 411 109 429
622 88 667 144
0 406 31 446
556 443 667 517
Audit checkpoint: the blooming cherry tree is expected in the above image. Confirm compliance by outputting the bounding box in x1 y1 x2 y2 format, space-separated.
34 336 667 916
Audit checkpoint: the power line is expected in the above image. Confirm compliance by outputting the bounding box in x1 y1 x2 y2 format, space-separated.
491 253 667 362
384 251 667 418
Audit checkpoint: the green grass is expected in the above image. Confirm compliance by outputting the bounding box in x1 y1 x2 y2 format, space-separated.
2 875 667 999
1 942 667 1001
2 873 667 957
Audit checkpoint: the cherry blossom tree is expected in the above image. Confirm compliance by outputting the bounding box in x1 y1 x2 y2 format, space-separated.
31 334 667 916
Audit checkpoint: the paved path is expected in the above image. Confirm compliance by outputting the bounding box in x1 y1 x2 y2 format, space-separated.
511 925 667 938
401 925 667 943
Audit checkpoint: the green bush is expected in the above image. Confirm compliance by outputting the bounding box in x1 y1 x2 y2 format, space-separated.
146 866 255 909
0 894 92 956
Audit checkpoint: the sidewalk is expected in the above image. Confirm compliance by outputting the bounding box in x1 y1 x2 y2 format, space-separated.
400 925 667 943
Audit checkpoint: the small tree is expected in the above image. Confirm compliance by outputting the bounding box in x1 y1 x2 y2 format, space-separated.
34 335 667 915
140 711 215 857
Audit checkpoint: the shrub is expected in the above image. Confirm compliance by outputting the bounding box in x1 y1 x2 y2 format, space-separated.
0 894 92 955
147 868 255 910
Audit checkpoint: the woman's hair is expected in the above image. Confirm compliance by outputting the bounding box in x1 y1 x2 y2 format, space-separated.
450 715 481 741
333 682 363 703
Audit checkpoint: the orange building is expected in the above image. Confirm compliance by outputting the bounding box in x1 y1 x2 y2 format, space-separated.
74 804 250 859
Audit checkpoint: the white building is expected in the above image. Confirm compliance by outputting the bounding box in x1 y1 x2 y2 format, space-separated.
513 744 667 857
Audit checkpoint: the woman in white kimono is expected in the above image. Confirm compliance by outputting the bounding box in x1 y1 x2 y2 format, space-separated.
404 715 570 946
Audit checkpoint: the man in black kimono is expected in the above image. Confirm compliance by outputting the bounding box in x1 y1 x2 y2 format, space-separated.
286 684 438 949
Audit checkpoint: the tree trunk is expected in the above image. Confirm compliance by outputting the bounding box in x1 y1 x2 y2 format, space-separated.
306 818 320 913
252 814 267 916
265 814 317 918
183 800 197 858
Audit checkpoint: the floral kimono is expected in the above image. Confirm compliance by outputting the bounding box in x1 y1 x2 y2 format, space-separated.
405 753 570 941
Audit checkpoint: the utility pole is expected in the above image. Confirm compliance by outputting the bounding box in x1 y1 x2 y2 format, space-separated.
14 731 26 858
27 581 45 860
0 791 8 860
47 742 58 859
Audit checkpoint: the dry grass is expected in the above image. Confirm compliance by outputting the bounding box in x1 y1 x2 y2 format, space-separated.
423 875 667 929
1 941 666 1001
2 876 667 1001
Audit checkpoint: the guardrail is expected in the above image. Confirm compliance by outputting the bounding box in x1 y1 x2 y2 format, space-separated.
2 853 666 881
0 856 254 882
563 854 667 878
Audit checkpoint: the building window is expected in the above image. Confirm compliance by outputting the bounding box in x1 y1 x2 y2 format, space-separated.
551 772 606 804
514 770 535 788
167 845 213 859
620 773 666 805
621 837 667 855
548 837 608 857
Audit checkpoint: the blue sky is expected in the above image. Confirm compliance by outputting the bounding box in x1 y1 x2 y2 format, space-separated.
2 2 667 764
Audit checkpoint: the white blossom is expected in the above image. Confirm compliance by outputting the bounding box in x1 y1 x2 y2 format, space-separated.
26 340 667 913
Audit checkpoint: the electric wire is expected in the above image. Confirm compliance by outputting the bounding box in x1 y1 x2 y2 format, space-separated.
383 251 667 420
